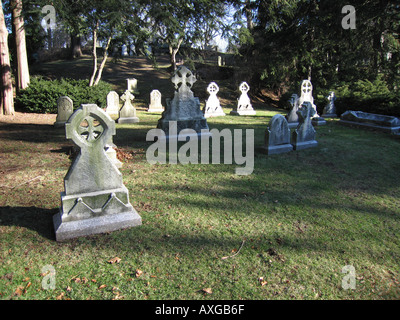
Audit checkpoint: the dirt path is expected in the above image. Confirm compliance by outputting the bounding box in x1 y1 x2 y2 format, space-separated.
0 112 56 125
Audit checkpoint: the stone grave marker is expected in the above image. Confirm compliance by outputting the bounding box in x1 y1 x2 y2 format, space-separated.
147 89 164 112
156 66 210 139
322 91 337 118
53 104 141 241
106 91 120 119
261 114 293 155
286 93 300 128
118 90 139 124
298 80 326 126
230 82 256 116
127 78 139 94
292 102 318 150
203 82 225 118
54 96 73 127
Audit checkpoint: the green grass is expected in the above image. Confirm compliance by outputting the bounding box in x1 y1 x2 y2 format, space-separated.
1 110 399 300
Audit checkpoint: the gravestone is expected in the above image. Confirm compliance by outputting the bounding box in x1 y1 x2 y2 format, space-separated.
53 104 141 241
156 66 210 139
147 89 164 113
286 94 300 128
298 80 326 126
292 102 318 150
127 78 139 94
105 91 120 119
203 82 225 118
340 110 400 133
322 91 337 118
261 114 293 155
54 96 73 127
230 82 256 116
118 90 139 124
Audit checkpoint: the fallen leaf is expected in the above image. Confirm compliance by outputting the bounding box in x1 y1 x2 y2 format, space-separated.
14 286 24 296
108 257 122 264
56 292 64 300
202 288 212 294
135 269 143 277
66 286 72 292
98 284 107 289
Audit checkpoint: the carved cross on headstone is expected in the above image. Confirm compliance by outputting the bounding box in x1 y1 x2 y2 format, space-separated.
121 90 134 107
171 66 197 92
207 82 219 95
239 82 250 94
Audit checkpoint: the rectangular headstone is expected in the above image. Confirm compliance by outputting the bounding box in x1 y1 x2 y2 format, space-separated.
54 96 73 127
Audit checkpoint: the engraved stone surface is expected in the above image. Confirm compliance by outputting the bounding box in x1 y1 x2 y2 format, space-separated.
260 114 293 155
106 91 120 119
54 96 73 127
322 91 337 118
292 102 318 150
118 90 139 124
298 80 326 126
147 89 164 112
53 104 141 241
157 66 210 139
340 110 400 133
230 82 256 116
203 82 225 118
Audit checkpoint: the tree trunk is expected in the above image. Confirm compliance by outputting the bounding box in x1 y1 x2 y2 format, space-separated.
94 36 112 86
11 0 30 90
71 34 83 59
89 22 99 87
169 38 183 71
0 0 14 115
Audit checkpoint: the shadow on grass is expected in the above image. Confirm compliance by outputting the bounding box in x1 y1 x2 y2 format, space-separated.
0 206 57 240
0 123 67 144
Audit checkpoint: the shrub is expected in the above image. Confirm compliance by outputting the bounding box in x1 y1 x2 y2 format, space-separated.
15 77 112 113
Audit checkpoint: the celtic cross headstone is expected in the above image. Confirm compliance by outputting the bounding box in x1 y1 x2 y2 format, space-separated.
203 82 225 118
230 82 256 116
118 90 139 123
53 104 141 241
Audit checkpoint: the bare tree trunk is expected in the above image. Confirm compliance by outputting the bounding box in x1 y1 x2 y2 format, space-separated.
169 38 183 71
89 22 99 87
0 0 14 115
11 0 30 90
94 36 112 86
71 34 83 59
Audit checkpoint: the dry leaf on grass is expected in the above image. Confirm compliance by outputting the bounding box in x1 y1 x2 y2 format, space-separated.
108 257 122 264
202 288 212 294
135 269 143 277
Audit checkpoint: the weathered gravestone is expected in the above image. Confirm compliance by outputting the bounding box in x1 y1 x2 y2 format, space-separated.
203 82 225 118
106 91 120 119
54 96 73 127
53 104 141 241
230 82 256 116
286 93 300 128
292 102 318 150
118 90 139 124
121 44 128 57
156 66 210 139
322 91 337 118
298 80 326 126
260 114 293 155
147 89 164 113
340 110 400 134
127 78 139 94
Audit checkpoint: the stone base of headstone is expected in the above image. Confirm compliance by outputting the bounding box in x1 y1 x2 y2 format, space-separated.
147 108 164 113
292 140 318 151
54 121 67 128
53 187 141 241
204 110 226 118
321 113 337 118
230 110 256 116
311 117 327 126
259 144 293 155
157 118 209 135
118 117 140 124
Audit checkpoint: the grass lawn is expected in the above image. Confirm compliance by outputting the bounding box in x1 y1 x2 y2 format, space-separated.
0 56 399 300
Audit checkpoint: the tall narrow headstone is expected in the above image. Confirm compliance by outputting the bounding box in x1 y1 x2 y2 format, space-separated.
298 80 326 126
261 114 293 155
54 96 73 127
322 91 337 118
286 93 300 129
156 66 210 139
292 102 318 150
230 82 256 116
118 90 139 124
203 82 225 118
147 89 164 112
127 78 139 94
106 91 120 119
53 104 141 241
